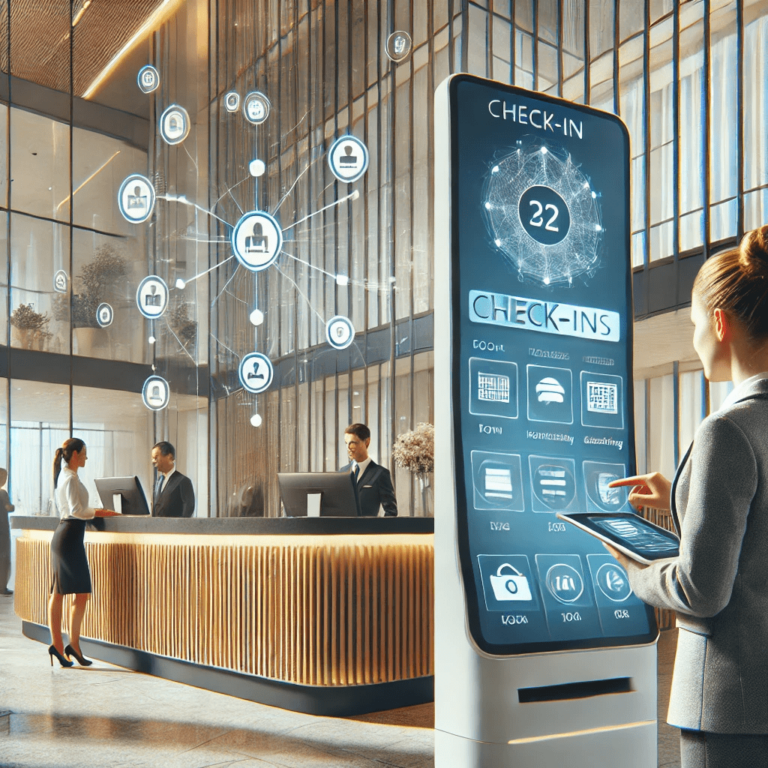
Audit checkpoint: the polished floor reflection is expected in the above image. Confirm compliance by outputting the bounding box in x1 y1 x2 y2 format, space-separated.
0 595 680 767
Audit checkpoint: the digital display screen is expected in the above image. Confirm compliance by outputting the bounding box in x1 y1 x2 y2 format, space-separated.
448 75 657 654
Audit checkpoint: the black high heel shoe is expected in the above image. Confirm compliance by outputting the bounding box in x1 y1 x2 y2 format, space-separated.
48 644 74 668
64 644 93 667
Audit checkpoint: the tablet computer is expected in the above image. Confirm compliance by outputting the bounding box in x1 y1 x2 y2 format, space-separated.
555 512 680 565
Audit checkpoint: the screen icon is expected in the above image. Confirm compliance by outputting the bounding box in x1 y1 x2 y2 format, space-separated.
328 135 369 184
142 375 170 411
326 316 355 350
545 563 584 604
477 554 539 612
96 303 113 328
529 455 577 512
583 461 630 512
594 562 632 602
118 174 155 224
53 270 68 293
527 365 573 424
159 105 190 145
136 276 169 319
231 211 283 272
385 31 413 62
224 91 240 112
137 65 159 94
239 352 273 394
243 91 271 125
469 358 518 419
471 451 524 511
580 371 624 429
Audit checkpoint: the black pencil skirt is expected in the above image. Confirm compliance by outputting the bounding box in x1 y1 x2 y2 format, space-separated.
50 518 92 595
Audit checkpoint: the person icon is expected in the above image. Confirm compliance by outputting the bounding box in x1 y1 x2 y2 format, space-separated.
247 99 265 121
339 144 358 167
127 185 147 209
247 365 265 382
245 221 268 254
148 383 165 404
143 71 155 87
144 283 162 307
394 35 407 55
168 114 181 135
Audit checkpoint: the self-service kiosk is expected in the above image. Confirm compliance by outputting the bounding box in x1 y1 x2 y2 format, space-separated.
434 74 658 767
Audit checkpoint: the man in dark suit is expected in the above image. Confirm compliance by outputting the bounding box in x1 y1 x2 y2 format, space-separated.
339 423 398 517
151 441 195 518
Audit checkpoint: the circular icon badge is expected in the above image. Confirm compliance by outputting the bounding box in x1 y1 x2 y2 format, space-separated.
595 563 633 602
239 353 273 394
53 270 68 294
118 174 156 224
142 375 170 411
518 185 571 246
137 65 160 94
326 316 355 350
231 211 283 272
545 563 584 604
136 276 169 319
159 105 190 145
328 135 369 184
243 91 271 125
385 31 412 62
224 91 240 112
96 303 113 328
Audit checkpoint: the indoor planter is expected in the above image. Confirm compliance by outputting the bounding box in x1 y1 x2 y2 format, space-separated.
10 303 52 351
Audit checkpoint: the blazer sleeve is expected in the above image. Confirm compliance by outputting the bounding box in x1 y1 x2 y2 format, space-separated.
180 475 195 518
628 414 758 618
378 468 398 517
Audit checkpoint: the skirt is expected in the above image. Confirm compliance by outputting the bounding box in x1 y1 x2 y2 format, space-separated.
50 518 92 595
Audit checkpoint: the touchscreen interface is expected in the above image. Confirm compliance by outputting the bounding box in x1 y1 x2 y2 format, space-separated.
588 515 680 556
449 75 657 654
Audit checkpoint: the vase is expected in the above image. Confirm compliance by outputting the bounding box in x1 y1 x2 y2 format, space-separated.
11 326 46 351
74 327 100 357
417 473 434 517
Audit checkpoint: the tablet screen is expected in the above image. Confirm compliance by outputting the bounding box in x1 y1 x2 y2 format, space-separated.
580 514 679 559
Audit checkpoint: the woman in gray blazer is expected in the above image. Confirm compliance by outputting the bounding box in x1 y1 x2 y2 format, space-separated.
608 226 768 767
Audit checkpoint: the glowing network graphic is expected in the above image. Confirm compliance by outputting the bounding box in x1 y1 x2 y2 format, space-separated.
483 139 603 286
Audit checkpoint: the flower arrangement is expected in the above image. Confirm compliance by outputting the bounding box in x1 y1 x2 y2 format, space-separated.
10 303 52 349
392 422 435 475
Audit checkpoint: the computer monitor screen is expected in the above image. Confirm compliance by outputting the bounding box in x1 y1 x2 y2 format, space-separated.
278 472 360 517
95 476 150 516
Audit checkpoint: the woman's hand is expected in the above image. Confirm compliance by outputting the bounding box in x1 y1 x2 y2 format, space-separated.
94 508 120 517
608 472 672 512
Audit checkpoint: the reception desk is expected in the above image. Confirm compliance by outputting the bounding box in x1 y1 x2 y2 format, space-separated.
11 515 434 716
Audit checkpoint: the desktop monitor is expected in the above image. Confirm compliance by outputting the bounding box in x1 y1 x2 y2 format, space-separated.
277 472 361 517
95 476 150 516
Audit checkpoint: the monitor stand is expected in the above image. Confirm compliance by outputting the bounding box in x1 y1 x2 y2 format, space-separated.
306 493 322 517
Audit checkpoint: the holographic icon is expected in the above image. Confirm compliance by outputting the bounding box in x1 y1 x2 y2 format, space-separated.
96 303 113 328
142 375 170 411
328 135 369 184
159 105 190 145
595 562 633 602
243 92 271 125
231 211 283 271
239 353 273 394
224 91 240 112
137 65 160 94
545 563 584 604
53 270 68 294
385 31 412 62
118 174 155 224
136 276 169 319
325 316 355 350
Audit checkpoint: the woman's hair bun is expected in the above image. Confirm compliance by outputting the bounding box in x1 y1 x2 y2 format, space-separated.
739 225 768 274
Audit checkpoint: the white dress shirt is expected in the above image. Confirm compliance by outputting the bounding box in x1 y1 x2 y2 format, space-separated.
157 466 177 495
719 371 768 412
352 456 372 481
55 467 95 520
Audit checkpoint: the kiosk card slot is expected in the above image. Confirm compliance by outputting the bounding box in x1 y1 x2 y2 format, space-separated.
517 677 633 703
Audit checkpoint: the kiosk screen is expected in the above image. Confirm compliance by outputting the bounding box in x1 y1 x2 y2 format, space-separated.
447 75 657 654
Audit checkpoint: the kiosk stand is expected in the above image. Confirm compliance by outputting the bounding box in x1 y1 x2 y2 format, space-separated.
434 74 658 767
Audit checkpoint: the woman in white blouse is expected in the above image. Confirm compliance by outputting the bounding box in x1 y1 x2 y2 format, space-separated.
48 437 118 667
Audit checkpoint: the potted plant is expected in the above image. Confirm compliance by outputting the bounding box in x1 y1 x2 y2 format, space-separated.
10 303 52 351
392 422 435 516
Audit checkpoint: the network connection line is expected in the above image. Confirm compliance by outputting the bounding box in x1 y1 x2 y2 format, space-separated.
282 189 360 233
177 254 235 288
160 194 233 227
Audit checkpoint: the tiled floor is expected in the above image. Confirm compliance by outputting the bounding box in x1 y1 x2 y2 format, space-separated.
0 595 680 767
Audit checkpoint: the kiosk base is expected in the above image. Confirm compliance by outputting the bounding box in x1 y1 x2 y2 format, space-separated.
435 720 657 767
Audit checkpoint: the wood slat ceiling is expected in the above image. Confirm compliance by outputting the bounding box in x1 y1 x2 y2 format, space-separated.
0 0 165 97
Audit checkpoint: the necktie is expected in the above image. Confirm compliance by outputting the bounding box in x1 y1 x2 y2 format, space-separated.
353 463 360 482
156 475 165 498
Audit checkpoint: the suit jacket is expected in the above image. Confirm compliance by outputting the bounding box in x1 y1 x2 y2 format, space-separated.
628 377 768 734
339 460 398 517
153 470 195 518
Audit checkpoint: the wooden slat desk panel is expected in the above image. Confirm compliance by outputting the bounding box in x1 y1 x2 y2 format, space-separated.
12 518 434 715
